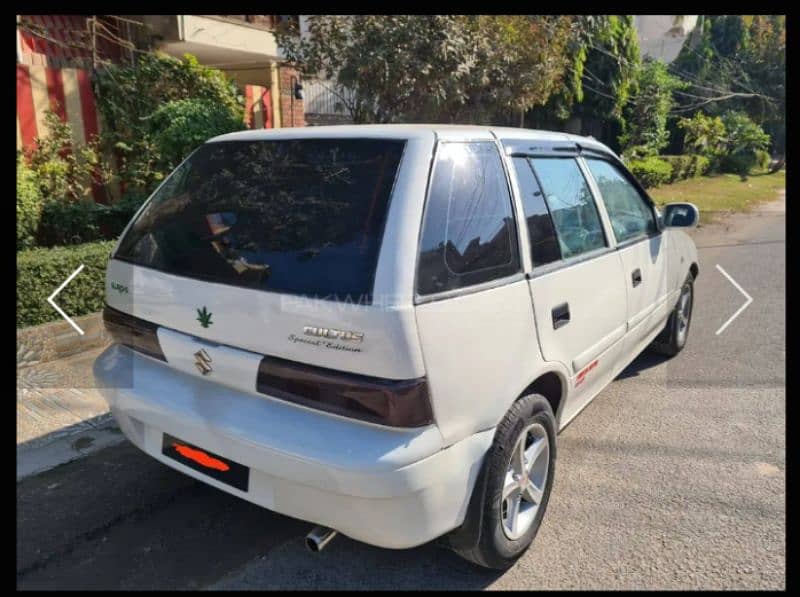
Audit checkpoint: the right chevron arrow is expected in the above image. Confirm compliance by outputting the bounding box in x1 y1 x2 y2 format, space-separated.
715 264 753 336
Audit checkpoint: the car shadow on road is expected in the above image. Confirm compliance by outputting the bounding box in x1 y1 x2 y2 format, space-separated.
18 441 502 590
615 350 670 380
214 532 504 590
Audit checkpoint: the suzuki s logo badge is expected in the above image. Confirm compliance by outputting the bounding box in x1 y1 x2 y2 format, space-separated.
303 326 364 343
196 306 213 328
194 349 213 375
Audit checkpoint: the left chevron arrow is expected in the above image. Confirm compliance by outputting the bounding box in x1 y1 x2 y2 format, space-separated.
47 264 86 335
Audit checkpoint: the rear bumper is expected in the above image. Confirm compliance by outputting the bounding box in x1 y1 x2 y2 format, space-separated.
93 345 493 549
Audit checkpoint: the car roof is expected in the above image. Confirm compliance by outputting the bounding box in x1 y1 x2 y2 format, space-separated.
208 124 617 158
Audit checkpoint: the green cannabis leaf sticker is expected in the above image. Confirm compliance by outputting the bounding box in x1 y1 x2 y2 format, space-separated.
196 306 213 328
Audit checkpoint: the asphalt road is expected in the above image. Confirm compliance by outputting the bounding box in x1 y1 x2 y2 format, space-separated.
17 197 785 590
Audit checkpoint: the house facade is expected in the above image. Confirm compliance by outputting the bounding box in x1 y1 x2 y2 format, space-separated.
17 14 306 154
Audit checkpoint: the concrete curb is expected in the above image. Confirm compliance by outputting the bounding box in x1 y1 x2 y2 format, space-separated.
17 311 110 367
17 414 126 481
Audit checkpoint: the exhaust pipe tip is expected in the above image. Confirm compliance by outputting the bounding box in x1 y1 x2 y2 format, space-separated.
305 526 338 553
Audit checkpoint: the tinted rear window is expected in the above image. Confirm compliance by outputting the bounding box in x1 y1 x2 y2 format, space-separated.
115 139 405 303
416 142 520 296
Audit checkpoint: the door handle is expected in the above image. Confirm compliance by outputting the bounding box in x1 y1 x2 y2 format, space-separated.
632 268 642 287
552 302 570 329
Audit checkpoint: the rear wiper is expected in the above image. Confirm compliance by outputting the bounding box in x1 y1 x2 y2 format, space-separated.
230 256 271 278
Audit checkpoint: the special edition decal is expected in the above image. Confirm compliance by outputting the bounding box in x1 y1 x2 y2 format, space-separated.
288 325 365 353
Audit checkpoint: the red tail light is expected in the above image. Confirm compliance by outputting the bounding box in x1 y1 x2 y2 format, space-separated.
103 305 166 361
256 355 433 428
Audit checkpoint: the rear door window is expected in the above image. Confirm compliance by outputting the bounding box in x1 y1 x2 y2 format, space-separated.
416 142 520 296
529 158 607 260
114 139 406 304
511 157 561 266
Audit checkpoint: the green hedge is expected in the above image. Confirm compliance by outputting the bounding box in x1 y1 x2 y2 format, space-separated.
627 157 673 189
36 193 146 247
17 155 43 250
660 154 711 183
17 241 115 328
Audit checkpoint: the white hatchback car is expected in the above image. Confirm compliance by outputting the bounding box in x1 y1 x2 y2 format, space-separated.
94 125 699 569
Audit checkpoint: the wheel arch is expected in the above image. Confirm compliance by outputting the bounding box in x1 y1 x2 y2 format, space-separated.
516 368 569 430
445 368 567 557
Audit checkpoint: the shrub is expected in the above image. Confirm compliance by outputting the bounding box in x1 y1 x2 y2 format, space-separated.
99 192 148 237
660 155 691 183
719 151 758 178
627 156 673 188
621 144 656 162
37 199 103 247
718 111 771 178
148 98 245 171
692 155 711 177
37 192 147 247
660 154 711 183
17 241 115 328
678 112 726 159
17 154 43 250
24 111 113 201
755 149 771 172
93 52 245 195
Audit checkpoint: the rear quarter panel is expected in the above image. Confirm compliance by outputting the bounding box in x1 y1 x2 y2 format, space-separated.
414 280 568 446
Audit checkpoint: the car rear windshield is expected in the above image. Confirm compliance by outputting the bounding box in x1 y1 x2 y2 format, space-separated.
114 139 406 303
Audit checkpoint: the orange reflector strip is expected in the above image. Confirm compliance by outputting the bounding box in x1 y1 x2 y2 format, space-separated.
575 359 599 387
172 443 230 472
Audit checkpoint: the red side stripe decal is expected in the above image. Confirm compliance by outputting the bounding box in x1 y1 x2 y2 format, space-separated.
17 65 38 149
575 359 599 387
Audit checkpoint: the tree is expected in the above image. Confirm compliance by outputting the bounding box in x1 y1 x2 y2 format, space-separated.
672 15 784 153
619 59 686 156
525 16 639 151
543 16 640 124
276 15 575 125
678 112 726 158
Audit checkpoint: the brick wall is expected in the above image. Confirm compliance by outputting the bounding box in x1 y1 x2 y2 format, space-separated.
279 65 305 127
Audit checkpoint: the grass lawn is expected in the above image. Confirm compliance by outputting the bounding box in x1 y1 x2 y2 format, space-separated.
648 169 786 224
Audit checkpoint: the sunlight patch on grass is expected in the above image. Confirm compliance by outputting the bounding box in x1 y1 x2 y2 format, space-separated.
648 170 785 223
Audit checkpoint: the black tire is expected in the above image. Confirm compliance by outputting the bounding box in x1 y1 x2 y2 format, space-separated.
649 273 694 357
448 394 557 570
